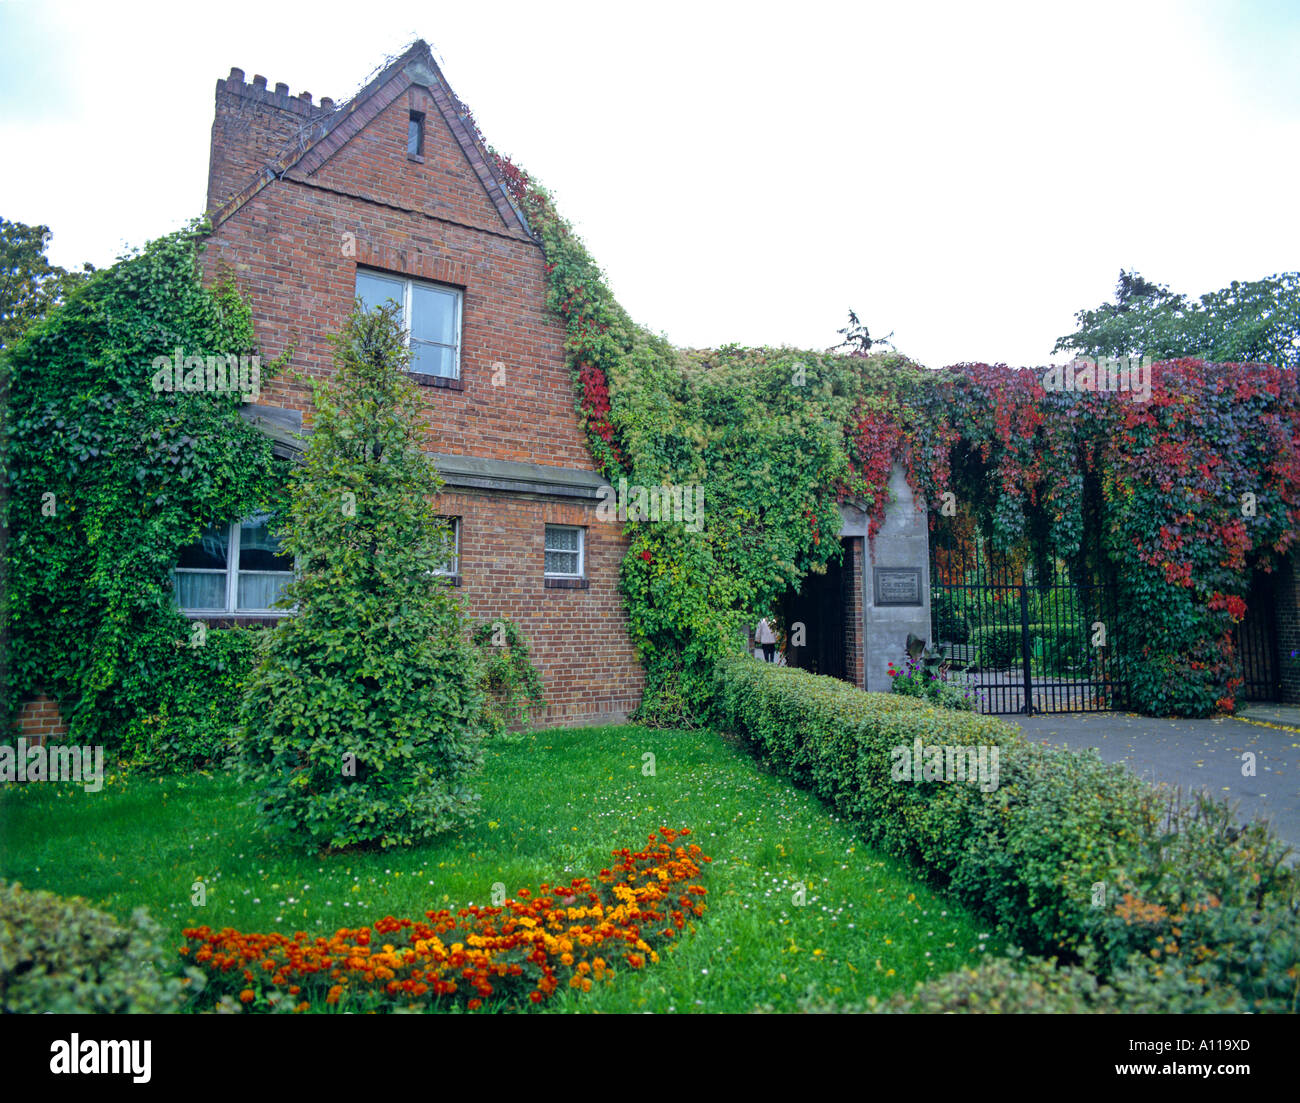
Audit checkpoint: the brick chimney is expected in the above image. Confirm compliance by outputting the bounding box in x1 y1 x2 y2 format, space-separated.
206 67 337 215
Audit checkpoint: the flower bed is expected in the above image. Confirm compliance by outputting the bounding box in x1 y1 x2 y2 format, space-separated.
181 828 709 1013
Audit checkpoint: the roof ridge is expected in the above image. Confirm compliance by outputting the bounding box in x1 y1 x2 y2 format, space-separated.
210 41 534 240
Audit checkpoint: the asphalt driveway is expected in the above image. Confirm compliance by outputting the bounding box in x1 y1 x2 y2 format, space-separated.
1001 705 1300 854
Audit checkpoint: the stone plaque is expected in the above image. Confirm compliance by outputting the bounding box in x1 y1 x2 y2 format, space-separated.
874 567 923 607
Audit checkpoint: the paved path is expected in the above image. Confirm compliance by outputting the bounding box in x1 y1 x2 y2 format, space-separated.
1000 708 1300 854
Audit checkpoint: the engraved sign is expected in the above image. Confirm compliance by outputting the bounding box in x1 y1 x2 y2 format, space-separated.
874 567 923 607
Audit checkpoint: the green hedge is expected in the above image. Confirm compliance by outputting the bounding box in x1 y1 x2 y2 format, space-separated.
968 625 1023 668
0 881 201 1012
966 623 1089 671
778 952 1247 1013
712 655 1300 1011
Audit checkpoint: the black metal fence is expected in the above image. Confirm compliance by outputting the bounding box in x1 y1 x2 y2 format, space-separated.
929 527 1126 715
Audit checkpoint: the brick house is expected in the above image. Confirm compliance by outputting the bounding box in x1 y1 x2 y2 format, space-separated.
189 40 644 727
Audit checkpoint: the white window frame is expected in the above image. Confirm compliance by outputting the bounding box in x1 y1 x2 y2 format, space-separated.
172 516 295 616
544 524 585 579
433 517 460 577
355 269 463 381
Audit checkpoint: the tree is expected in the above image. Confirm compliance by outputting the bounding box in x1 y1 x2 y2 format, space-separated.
1054 269 1300 369
833 308 894 356
239 303 484 851
0 218 93 349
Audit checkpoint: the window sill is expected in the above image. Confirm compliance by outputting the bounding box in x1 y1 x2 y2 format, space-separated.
544 577 589 590
410 373 463 391
183 613 288 628
434 574 462 587
407 153 425 164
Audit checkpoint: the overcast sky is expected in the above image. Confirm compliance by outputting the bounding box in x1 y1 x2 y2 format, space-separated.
2 0 1297 368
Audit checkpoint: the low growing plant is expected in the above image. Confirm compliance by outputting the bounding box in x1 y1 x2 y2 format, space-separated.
887 646 978 711
0 880 202 1013
181 827 710 1013
470 618 546 739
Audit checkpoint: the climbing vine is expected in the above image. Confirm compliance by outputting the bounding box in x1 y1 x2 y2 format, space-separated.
494 154 1300 720
2 220 286 755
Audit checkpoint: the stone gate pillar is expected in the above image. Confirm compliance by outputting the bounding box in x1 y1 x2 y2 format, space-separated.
840 462 931 694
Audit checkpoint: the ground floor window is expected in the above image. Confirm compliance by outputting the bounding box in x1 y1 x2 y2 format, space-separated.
173 514 294 615
434 517 460 576
544 525 584 578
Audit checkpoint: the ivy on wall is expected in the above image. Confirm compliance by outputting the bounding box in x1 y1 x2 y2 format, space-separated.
2 220 285 755
493 156 1300 720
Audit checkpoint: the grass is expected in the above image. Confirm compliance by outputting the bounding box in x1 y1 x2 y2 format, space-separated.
0 723 1001 1012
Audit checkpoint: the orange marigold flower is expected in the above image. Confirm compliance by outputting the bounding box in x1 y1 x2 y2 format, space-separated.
239 989 255 1003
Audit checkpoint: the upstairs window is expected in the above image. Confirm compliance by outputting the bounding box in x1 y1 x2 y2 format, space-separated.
407 111 425 157
173 514 294 614
544 525 584 578
356 270 462 380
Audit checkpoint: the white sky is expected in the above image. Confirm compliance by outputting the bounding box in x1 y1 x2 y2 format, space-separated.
2 0 1297 368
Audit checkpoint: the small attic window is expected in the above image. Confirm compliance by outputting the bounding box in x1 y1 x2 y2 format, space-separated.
407 112 424 157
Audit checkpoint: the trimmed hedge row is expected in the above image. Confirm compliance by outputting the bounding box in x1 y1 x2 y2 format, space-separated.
778 952 1248 1013
712 655 1300 1011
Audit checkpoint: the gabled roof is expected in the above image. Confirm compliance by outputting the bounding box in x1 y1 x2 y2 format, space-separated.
210 40 533 239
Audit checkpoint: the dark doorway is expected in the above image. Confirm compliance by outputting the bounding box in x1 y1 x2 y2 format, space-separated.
1235 570 1281 702
779 543 847 679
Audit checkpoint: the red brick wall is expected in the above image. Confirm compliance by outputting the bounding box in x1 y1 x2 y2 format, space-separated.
207 70 335 214
438 491 644 725
202 65 644 726
203 76 594 470
15 695 67 744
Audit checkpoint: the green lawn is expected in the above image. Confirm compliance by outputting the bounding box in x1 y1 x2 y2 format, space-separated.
0 724 1000 1012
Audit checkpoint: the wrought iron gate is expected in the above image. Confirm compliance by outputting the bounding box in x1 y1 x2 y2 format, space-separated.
929 526 1126 715
1234 571 1281 702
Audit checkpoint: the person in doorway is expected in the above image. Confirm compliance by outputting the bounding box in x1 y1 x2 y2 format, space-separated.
756 617 776 663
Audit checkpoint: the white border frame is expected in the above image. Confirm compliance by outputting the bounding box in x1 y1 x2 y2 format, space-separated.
356 269 462 381
173 518 295 616
433 517 461 576
543 524 585 579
